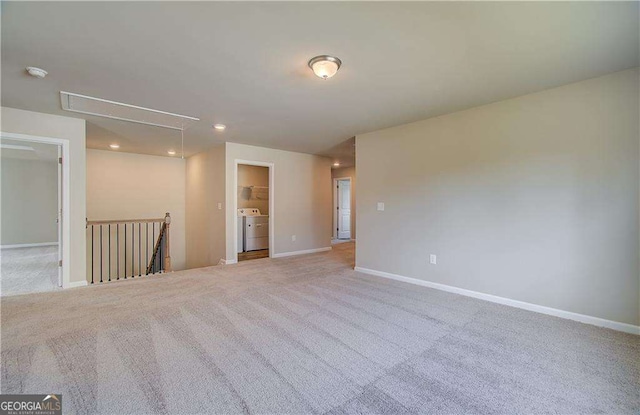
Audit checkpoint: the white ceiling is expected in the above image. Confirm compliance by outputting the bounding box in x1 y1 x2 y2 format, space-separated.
2 2 638 167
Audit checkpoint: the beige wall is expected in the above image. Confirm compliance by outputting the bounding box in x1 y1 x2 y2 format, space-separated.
332 166 356 240
238 164 269 215
1 107 86 285
185 144 226 268
1 158 58 245
356 68 639 326
225 143 332 260
86 149 187 271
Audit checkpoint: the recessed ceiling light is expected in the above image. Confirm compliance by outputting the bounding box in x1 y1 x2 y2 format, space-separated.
308 55 342 80
167 150 176 155
213 124 226 131
26 66 48 79
333 162 340 167
109 144 120 149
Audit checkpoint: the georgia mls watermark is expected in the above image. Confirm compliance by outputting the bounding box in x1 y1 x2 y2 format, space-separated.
0 394 62 415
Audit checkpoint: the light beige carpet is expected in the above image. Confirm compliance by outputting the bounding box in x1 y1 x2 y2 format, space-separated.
1 246 61 296
1 242 638 414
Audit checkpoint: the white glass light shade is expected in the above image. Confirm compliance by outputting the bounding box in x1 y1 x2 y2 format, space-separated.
308 56 342 79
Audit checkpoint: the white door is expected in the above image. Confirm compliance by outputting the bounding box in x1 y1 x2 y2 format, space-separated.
57 145 63 287
337 180 351 239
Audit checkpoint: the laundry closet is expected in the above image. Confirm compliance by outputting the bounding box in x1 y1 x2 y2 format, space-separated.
237 164 270 261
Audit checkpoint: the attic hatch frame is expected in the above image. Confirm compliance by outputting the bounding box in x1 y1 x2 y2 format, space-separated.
60 91 200 158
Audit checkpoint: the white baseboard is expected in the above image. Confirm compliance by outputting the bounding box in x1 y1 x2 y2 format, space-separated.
222 259 238 265
354 266 640 335
1 242 59 249
67 280 88 289
272 247 332 258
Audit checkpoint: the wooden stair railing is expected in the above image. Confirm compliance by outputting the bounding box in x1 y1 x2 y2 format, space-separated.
147 220 167 275
86 213 172 284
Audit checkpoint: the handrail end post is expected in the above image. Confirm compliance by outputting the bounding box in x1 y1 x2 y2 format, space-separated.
164 212 172 272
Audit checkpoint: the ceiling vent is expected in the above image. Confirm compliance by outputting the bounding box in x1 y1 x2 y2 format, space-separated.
60 91 199 131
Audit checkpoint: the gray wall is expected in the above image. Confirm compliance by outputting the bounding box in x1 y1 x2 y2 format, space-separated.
356 69 639 326
1 158 58 245
186 144 227 268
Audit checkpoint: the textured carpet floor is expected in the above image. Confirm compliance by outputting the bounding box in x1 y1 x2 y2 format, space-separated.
1 246 61 296
1 243 638 414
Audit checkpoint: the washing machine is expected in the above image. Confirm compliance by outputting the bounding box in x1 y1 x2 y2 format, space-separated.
237 208 269 252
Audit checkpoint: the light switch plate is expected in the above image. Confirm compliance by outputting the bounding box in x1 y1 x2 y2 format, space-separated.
377 202 385 211
430 254 437 265
292 235 296 242
217 202 222 210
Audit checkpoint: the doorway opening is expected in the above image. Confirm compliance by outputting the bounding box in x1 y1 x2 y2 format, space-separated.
235 161 273 262
1 136 64 296
333 177 352 241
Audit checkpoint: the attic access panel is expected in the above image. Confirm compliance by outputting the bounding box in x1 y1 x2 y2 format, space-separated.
60 91 199 130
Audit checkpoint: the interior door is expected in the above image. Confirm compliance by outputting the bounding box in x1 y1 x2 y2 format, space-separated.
337 180 351 239
57 145 63 287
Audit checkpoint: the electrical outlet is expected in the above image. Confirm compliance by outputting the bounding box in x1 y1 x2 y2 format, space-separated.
430 254 437 265
292 235 296 242
377 202 385 211
217 202 222 210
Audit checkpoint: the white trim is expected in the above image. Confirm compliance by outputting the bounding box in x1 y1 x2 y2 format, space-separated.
0 143 35 151
1 242 59 249
67 280 88 289
272 247 332 258
354 266 640 335
233 160 275 263
221 259 238 265
333 176 352 240
0 132 71 290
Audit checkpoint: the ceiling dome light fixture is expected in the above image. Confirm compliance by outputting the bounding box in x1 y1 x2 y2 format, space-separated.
333 162 340 167
26 66 48 79
167 150 176 155
308 55 342 80
213 123 226 131
109 143 120 149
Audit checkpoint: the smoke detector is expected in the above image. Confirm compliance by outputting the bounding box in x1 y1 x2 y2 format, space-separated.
26 67 48 79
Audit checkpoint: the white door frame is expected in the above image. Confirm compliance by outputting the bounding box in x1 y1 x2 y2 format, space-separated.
233 159 274 263
333 177 351 240
57 144 63 287
0 131 71 289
